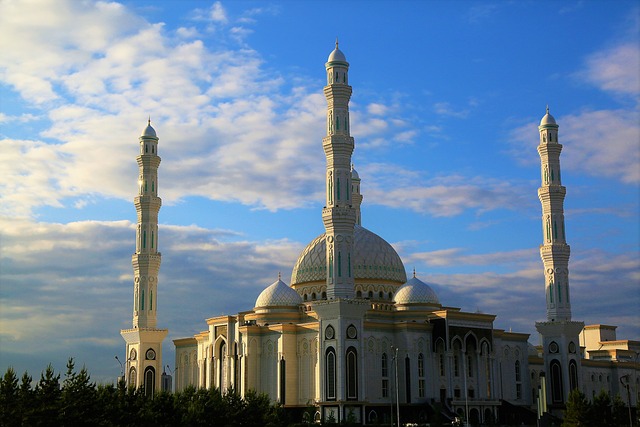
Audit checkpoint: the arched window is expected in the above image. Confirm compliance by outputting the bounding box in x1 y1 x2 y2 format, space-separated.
326 347 336 400
322 291 327 300
436 340 445 376
382 353 388 377
346 347 358 400
569 360 578 391
418 353 425 398
515 360 522 399
219 342 227 391
368 291 373 298
405 356 412 403
144 366 155 397
550 360 563 403
280 359 286 404
143 230 147 249
381 351 389 398
129 367 136 387
454 354 459 377
150 290 153 311
141 289 145 310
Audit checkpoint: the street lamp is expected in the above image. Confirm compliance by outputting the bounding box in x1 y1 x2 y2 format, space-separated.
115 355 124 376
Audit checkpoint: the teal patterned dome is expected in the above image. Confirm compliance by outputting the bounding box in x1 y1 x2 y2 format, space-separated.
291 225 407 286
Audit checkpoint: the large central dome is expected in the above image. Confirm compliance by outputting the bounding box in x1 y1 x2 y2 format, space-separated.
291 225 407 286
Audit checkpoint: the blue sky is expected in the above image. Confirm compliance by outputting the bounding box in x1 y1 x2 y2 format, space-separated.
1 0 638 383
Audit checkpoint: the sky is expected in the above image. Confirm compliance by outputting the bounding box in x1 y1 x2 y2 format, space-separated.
0 0 638 384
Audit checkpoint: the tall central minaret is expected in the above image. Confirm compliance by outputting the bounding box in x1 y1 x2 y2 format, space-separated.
322 41 356 299
121 120 168 394
537 107 572 322
535 108 583 407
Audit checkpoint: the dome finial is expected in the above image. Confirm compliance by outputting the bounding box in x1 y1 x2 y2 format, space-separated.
546 105 549 115
148 116 151 125
278 271 281 280
335 37 339 49
413 268 416 278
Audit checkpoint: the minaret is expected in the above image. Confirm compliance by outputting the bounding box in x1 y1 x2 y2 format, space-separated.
121 120 168 395
537 107 572 322
322 41 356 299
534 108 583 408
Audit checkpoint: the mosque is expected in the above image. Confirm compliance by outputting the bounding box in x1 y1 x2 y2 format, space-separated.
121 44 639 425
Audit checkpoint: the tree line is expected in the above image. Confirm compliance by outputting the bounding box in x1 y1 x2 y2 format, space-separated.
562 388 631 427
0 359 287 426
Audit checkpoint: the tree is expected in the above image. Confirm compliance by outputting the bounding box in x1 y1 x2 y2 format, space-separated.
61 358 98 426
563 388 590 427
610 394 627 427
590 389 612 427
32 364 62 426
0 367 19 426
18 371 34 425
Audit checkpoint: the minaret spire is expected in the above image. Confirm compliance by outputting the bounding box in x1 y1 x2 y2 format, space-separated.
535 107 583 407
536 107 572 321
121 120 168 394
323 41 355 299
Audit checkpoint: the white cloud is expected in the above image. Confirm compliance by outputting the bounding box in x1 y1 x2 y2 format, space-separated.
0 217 302 381
406 248 639 340
582 42 640 96
209 2 228 23
433 102 469 118
362 169 532 216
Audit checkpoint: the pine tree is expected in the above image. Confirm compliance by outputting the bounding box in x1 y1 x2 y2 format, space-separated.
18 371 34 425
0 367 19 426
61 358 97 426
33 364 61 426
590 389 612 427
563 388 590 427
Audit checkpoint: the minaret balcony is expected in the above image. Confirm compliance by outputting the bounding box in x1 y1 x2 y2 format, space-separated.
323 85 352 99
136 156 161 168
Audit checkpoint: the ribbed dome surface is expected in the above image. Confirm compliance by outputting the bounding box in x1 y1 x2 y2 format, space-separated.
291 225 407 285
394 276 440 305
327 46 347 63
142 122 157 138
540 107 557 126
255 278 302 308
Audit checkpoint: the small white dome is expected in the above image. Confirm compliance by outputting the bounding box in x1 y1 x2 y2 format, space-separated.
540 106 557 126
255 278 302 308
327 40 347 64
351 165 360 180
394 275 440 306
141 119 157 138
